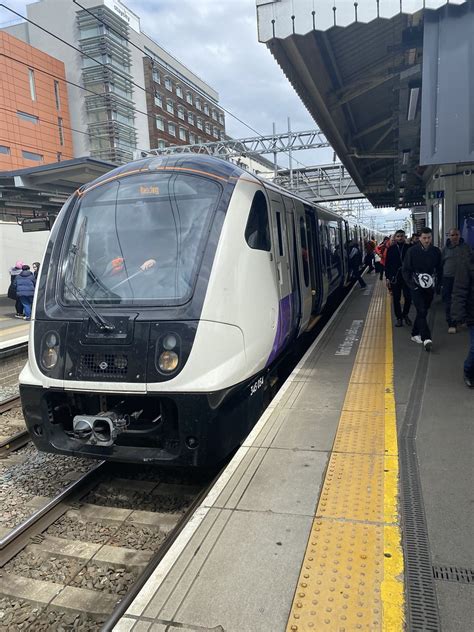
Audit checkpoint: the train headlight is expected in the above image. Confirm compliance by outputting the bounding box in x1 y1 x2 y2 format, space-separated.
41 331 60 369
158 350 179 372
42 347 58 369
162 334 177 350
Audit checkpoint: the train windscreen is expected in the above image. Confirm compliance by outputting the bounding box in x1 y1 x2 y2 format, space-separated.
62 172 222 305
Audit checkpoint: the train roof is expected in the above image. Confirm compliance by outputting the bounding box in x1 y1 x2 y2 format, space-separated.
79 153 248 194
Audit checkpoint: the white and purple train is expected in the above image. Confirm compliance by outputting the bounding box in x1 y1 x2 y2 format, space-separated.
20 154 375 466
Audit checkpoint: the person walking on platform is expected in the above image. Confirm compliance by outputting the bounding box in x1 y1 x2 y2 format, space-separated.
441 228 471 334
402 227 442 352
385 230 412 327
375 237 390 280
15 265 36 321
348 240 367 289
364 240 375 273
451 250 474 388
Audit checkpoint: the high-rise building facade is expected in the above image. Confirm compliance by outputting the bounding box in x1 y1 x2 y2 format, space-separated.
0 30 73 170
3 0 225 164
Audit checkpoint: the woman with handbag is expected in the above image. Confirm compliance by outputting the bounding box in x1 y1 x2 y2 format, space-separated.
7 261 24 318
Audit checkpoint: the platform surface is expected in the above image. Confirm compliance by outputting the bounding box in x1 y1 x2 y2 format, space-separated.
114 276 473 632
0 297 29 348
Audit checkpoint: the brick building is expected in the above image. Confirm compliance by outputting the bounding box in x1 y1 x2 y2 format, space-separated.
144 57 226 150
0 31 73 170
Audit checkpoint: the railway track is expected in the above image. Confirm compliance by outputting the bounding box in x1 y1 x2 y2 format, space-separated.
0 460 215 630
0 395 30 457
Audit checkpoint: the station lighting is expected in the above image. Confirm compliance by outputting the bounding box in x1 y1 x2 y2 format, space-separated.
400 172 407 182
401 150 410 165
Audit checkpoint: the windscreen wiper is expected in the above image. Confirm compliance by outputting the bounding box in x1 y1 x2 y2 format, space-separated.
69 233 115 332
68 280 115 332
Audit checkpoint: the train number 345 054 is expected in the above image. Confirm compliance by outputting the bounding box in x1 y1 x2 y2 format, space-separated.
250 376 264 396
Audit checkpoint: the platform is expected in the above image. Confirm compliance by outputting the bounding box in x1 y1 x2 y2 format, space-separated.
0 297 29 349
112 275 472 632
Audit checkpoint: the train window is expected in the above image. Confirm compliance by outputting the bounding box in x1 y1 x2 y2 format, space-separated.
63 173 222 305
299 217 309 286
276 212 284 256
245 191 271 252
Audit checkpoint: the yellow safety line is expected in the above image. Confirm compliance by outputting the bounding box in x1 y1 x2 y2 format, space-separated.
286 283 405 631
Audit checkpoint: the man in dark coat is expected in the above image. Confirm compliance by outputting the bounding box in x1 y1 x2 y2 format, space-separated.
15 265 36 321
402 227 442 352
451 251 474 388
441 228 472 333
385 230 412 327
348 240 367 289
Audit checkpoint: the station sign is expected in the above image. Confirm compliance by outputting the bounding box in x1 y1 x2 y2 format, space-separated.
428 191 444 199
21 217 51 233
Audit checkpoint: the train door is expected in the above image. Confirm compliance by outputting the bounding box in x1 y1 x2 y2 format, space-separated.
292 200 312 329
340 220 349 281
268 192 293 346
306 210 326 312
282 195 302 334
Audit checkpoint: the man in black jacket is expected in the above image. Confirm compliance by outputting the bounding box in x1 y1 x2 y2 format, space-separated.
385 230 412 327
402 227 443 351
451 251 474 387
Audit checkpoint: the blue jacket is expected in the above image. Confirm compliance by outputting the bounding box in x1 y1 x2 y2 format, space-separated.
15 270 36 297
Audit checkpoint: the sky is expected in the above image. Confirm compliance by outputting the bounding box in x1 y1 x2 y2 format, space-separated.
0 0 410 229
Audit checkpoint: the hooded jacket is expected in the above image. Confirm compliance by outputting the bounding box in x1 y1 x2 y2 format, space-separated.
451 251 474 326
15 270 36 297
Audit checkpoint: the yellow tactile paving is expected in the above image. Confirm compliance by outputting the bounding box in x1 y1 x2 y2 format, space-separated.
318 452 385 523
342 382 385 412
333 410 385 454
288 519 384 631
350 362 386 384
286 282 405 631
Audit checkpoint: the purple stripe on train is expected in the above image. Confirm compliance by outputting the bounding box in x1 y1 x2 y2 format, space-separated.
266 292 295 366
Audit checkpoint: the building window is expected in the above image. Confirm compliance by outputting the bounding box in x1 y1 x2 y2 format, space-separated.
0 145 10 155
166 99 174 114
17 111 39 124
197 118 203 131
203 104 209 115
155 116 164 130
205 122 211 134
157 139 166 149
54 80 61 110
195 97 201 110
211 109 217 121
154 92 162 107
186 92 193 105
179 127 186 141
189 133 195 144
168 122 176 136
58 117 64 146
187 111 194 125
176 85 183 98
28 68 36 101
177 106 185 120
152 68 160 83
213 126 219 138
57 152 62 162
219 113 225 125
22 150 43 162
164 77 172 91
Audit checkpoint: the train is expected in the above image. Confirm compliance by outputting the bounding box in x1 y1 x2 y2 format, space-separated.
19 154 378 466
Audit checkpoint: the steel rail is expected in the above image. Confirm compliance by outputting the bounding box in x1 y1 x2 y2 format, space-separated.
0 429 30 457
0 395 21 415
0 460 106 566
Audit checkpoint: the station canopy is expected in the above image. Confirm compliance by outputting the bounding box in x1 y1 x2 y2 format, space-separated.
257 0 469 208
0 157 115 221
